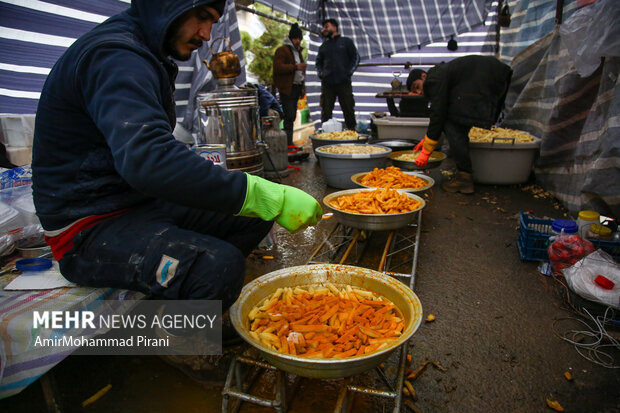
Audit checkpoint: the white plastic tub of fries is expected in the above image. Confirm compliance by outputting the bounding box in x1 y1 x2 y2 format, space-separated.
229 264 423 379
467 126 541 184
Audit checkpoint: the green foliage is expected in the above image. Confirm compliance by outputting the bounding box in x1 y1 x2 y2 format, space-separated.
240 31 252 54
243 4 308 85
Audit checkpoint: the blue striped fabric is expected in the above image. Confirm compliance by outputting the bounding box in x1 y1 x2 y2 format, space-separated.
296 0 493 60
301 5 499 128
497 0 581 63
173 0 247 135
502 2 620 217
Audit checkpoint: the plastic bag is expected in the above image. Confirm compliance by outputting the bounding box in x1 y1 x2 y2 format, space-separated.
321 119 343 133
563 249 620 309
559 0 620 77
547 233 595 272
0 183 44 256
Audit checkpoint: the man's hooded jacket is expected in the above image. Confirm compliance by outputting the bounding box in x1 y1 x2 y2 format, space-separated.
32 0 244 232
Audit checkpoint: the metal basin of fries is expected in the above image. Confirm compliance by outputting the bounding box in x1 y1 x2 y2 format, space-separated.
350 171 435 194
389 150 446 170
229 264 423 379
310 132 369 153
323 188 425 231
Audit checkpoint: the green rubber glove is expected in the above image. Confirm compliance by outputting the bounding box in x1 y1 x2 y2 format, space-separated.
236 173 323 232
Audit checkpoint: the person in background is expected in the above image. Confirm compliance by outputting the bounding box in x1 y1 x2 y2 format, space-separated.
386 69 431 118
410 55 512 193
247 82 283 118
315 18 360 130
273 23 306 147
32 0 322 311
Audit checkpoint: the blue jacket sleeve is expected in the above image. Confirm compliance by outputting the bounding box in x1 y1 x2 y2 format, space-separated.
78 47 247 214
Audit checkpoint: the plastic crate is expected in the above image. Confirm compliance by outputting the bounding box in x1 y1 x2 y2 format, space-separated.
517 212 554 261
517 212 620 262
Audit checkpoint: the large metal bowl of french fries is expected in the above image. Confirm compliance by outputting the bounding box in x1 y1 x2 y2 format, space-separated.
229 264 423 379
350 167 435 194
323 188 425 231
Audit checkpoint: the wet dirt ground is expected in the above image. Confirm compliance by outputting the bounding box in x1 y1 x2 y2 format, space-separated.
2 151 619 413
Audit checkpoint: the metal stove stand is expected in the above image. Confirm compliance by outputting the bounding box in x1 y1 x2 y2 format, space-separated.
221 211 423 412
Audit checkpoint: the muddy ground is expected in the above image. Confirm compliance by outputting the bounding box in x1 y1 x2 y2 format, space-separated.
2 153 619 413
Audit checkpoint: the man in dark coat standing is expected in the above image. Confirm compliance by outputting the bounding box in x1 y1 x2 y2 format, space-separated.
316 18 360 130
410 55 512 193
273 23 306 147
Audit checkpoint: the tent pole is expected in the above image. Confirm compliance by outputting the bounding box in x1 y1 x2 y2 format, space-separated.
235 4 320 35
555 0 565 24
495 0 503 56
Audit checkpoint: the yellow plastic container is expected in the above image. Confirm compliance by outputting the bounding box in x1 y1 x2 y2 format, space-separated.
577 210 600 238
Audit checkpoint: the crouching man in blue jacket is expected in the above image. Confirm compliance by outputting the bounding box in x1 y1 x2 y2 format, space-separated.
32 0 322 310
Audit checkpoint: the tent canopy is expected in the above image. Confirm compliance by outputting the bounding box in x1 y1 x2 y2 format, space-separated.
257 0 492 60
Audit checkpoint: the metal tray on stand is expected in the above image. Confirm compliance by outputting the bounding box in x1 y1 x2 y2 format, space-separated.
323 188 425 231
222 208 425 412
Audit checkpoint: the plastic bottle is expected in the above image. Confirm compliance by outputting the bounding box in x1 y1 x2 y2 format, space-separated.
576 210 600 238
551 219 579 236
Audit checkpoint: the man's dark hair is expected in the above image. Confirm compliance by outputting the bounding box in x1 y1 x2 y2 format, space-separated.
322 18 338 28
406 69 426 91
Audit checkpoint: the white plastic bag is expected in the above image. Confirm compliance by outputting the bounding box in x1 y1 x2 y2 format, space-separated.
559 0 620 77
321 119 343 133
563 249 620 309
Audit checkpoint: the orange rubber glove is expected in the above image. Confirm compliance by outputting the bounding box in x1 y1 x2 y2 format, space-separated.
413 136 438 167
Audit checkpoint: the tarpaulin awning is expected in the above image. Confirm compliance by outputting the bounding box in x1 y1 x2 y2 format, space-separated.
258 0 493 60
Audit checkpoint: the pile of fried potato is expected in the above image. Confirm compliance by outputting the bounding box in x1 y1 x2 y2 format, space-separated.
247 284 405 359
315 130 361 140
320 144 387 154
360 166 428 189
393 151 443 162
329 188 420 214
468 126 535 143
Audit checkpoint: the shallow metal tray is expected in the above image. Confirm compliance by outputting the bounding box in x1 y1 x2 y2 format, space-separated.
323 188 425 231
350 170 435 194
229 264 423 379
389 150 446 170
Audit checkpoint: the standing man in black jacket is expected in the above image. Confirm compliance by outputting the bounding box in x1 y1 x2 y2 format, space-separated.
316 18 360 130
411 55 512 193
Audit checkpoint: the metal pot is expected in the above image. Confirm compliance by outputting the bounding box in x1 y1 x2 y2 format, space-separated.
203 37 241 79
196 86 263 174
229 264 423 379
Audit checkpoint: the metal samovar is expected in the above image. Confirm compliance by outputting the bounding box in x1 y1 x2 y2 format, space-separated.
196 38 263 175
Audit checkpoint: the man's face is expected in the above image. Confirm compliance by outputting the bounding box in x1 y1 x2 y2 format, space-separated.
291 38 302 48
322 22 336 38
410 73 427 96
164 6 221 61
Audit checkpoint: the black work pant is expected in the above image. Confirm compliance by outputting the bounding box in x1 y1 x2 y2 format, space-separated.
59 200 273 311
320 81 356 130
280 84 303 146
443 120 473 173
